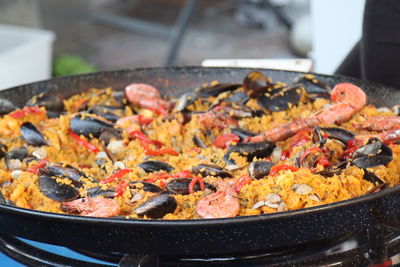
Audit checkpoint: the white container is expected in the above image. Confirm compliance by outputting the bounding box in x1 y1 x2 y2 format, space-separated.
0 24 55 90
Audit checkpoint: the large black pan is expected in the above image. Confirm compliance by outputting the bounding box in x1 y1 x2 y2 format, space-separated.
1 67 400 257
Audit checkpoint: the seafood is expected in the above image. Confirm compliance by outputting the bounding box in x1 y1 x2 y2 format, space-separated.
228 141 275 161
39 176 80 202
61 197 120 217
138 161 174 173
166 178 216 195
20 122 48 146
70 113 114 138
248 161 274 179
134 193 177 219
248 83 367 142
192 164 232 178
125 83 170 115
196 181 239 219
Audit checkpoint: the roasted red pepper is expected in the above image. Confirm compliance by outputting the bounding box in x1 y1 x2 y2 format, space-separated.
213 133 240 149
9 106 43 119
143 146 179 156
188 176 205 194
137 114 153 125
115 180 129 197
69 129 100 153
102 168 132 184
129 130 164 147
144 172 171 184
27 159 49 174
269 164 299 176
341 139 363 160
234 174 252 192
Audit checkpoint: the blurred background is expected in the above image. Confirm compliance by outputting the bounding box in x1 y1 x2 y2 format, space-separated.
0 0 365 89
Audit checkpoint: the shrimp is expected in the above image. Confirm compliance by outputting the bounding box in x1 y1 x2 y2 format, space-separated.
248 83 367 142
356 115 400 131
125 83 170 115
61 197 120 218
196 182 239 219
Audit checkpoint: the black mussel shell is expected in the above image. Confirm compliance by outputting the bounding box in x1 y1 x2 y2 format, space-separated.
193 135 207 148
230 127 256 141
293 74 331 94
0 144 6 159
39 176 80 202
70 113 114 138
0 98 16 115
228 141 275 161
257 85 302 112
39 164 85 185
223 151 236 166
26 93 64 112
138 161 174 173
112 91 126 106
228 91 250 105
99 128 122 145
197 83 241 97
192 164 232 178
134 193 177 219
351 138 393 168
243 71 274 98
21 122 48 146
6 147 28 161
320 127 355 145
166 178 216 195
0 191 5 205
174 92 198 112
87 186 116 198
318 161 348 177
363 169 384 185
248 161 274 179
88 105 124 123
129 181 162 193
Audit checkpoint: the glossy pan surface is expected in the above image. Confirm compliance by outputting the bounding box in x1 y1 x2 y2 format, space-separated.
1 67 400 256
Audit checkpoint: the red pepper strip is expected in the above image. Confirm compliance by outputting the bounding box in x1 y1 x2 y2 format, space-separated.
269 165 300 176
69 129 100 154
27 159 49 174
129 130 164 148
299 147 322 163
9 106 43 119
341 139 363 160
171 170 193 178
144 172 171 183
280 149 290 160
115 180 129 197
213 133 240 149
102 168 132 184
234 174 252 192
188 176 205 194
143 146 179 156
137 115 153 125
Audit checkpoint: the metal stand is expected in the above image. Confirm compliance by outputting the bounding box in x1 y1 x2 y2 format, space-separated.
91 0 198 66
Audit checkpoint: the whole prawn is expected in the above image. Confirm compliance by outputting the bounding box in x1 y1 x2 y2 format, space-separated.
248 83 367 142
125 83 170 115
62 197 120 218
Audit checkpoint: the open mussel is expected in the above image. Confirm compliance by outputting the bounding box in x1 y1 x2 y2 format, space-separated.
99 128 122 145
228 141 275 161
351 138 393 168
363 169 384 185
39 176 80 202
174 92 198 112
196 83 241 97
129 181 162 193
227 91 250 105
134 192 177 219
320 127 355 145
5 147 28 170
293 74 331 95
87 186 116 198
230 127 256 141
88 105 124 122
248 161 274 179
138 161 174 173
192 164 232 178
26 92 64 112
166 178 216 195
39 164 85 186
21 122 48 146
0 98 16 115
70 113 114 138
257 85 303 112
243 71 274 98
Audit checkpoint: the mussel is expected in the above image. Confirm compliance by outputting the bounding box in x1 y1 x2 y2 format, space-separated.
363 169 384 185
26 92 64 112
243 71 274 98
174 92 198 112
39 176 80 202
197 83 241 97
351 138 393 168
293 74 331 95
257 85 303 112
320 127 355 145
138 161 174 173
5 147 29 170
0 98 16 115
193 135 207 148
87 186 116 198
134 192 177 219
0 191 5 205
248 161 274 179
21 122 48 146
228 91 250 105
70 113 114 138
230 127 256 141
88 105 124 122
166 178 216 195
192 164 232 178
228 141 275 161
39 164 85 186
129 181 162 193
99 128 122 145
